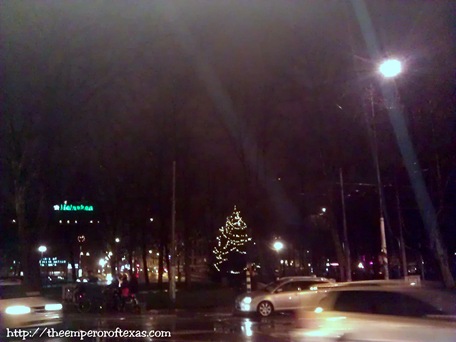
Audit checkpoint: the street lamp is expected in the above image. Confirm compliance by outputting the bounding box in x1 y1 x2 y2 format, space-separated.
77 236 85 278
273 240 284 277
368 58 403 280
115 238 120 273
38 245 47 257
38 246 47 276
378 58 402 78
273 241 284 252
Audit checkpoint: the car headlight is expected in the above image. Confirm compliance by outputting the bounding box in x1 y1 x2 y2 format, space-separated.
242 297 252 304
5 305 31 315
45 303 63 311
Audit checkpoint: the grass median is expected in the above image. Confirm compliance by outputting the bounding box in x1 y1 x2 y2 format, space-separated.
138 286 238 310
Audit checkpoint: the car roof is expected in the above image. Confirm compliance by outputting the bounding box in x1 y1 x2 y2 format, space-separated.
317 285 450 296
323 285 417 291
0 278 22 286
316 279 420 288
278 276 332 283
317 286 456 315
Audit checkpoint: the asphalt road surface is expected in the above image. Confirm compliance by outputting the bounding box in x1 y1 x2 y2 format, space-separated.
4 310 297 341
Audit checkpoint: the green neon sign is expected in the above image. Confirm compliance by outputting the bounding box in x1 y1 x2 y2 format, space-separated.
54 203 94 212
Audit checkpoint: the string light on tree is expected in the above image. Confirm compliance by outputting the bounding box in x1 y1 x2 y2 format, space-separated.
213 206 252 272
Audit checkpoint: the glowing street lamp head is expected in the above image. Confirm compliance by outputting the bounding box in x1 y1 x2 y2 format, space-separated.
38 246 47 253
115 238 120 243
378 59 402 78
273 241 284 252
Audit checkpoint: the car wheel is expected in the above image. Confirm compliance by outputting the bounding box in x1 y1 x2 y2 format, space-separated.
257 301 274 317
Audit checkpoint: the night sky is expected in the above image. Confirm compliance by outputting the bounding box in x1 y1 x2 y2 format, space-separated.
1 1 455 265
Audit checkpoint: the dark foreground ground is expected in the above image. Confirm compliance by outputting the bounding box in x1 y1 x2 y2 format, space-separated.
4 309 296 341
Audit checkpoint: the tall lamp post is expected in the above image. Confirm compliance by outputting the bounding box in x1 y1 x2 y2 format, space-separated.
369 58 403 280
38 246 47 276
115 237 120 274
77 235 85 278
273 240 284 278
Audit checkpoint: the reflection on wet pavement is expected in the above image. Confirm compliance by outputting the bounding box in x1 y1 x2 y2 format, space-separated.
4 312 294 341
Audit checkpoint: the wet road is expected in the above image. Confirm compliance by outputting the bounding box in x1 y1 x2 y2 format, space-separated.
5 310 297 341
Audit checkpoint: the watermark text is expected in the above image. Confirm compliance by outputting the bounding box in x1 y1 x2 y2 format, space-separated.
5 327 171 340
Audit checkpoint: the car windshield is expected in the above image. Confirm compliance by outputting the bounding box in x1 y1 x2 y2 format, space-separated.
0 285 41 299
412 290 456 316
263 280 283 293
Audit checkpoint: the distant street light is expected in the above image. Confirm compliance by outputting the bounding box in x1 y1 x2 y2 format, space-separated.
99 258 107 267
38 246 47 276
38 245 47 262
77 236 85 278
114 238 121 273
273 241 284 252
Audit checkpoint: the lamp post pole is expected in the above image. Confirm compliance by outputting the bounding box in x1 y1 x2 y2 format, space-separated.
362 58 403 280
38 246 47 277
339 168 352 281
169 161 177 307
368 86 389 280
115 237 120 274
273 240 284 279
77 236 85 279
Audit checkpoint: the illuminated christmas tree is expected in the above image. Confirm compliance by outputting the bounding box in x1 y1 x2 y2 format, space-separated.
213 206 252 272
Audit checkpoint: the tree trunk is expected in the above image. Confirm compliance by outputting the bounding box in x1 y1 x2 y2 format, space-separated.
431 226 455 288
142 243 150 285
328 219 346 281
158 241 164 288
165 244 171 277
184 238 192 288
177 253 181 283
110 256 117 279
128 247 134 278
15 186 41 291
68 246 77 282
20 242 41 291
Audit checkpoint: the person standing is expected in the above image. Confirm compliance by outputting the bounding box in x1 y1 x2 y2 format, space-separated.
119 274 130 310
129 274 139 296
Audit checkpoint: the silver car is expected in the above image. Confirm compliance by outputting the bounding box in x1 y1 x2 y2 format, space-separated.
291 286 456 342
0 284 63 330
235 276 333 317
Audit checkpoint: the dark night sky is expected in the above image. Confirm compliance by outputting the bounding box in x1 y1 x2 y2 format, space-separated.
1 1 455 259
